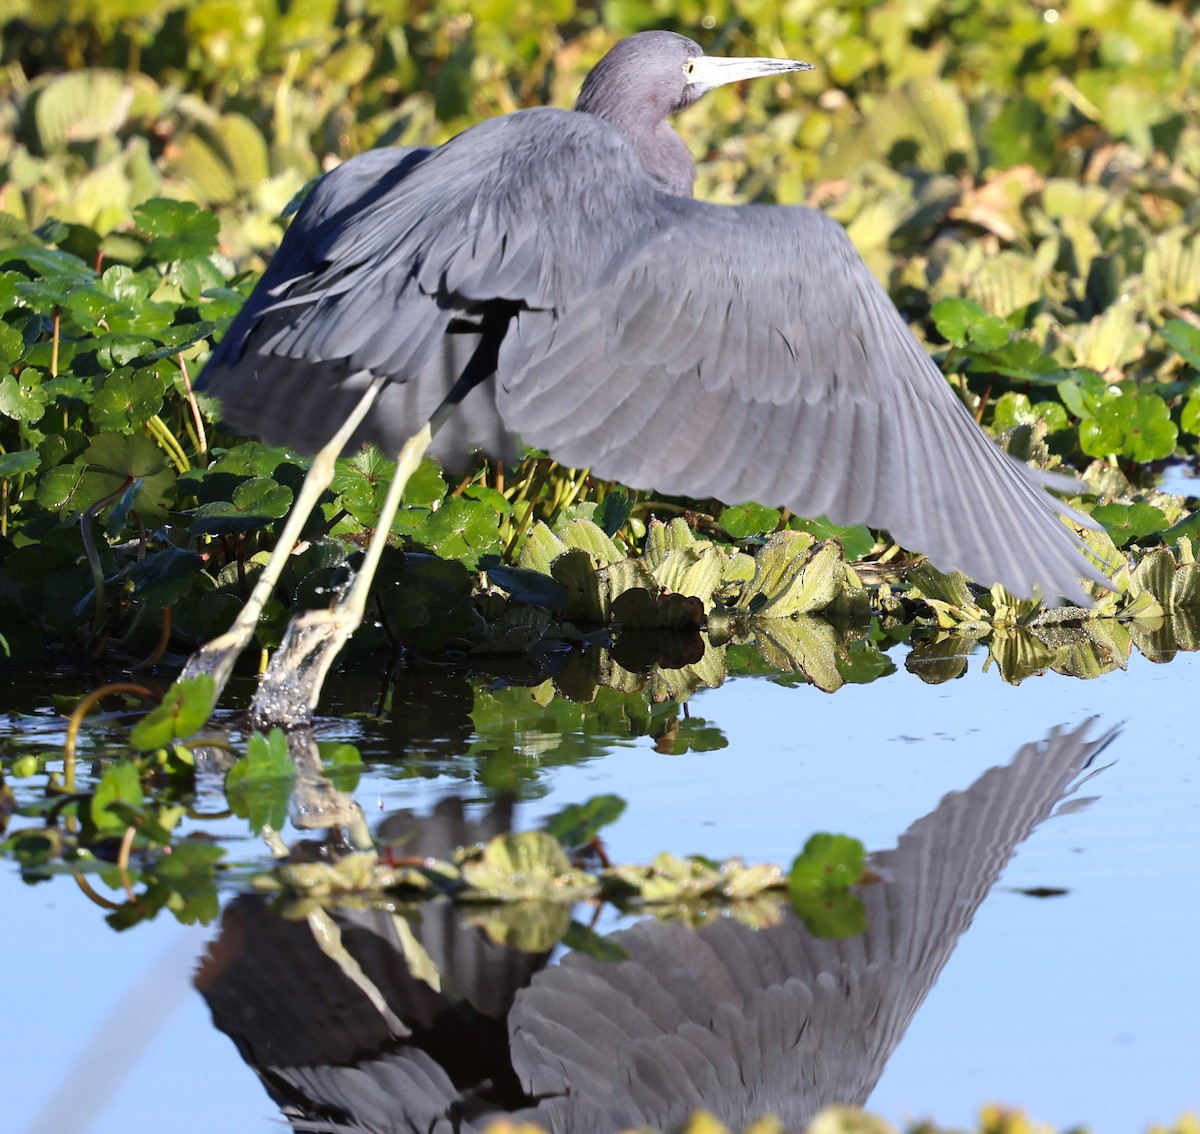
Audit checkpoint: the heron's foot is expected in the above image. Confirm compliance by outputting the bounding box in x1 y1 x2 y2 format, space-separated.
284 727 373 845
247 606 361 731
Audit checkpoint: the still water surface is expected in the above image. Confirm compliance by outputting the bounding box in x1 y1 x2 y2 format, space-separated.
2 641 1198 1133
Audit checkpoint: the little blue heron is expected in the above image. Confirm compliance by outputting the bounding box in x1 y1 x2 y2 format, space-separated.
186 30 1109 725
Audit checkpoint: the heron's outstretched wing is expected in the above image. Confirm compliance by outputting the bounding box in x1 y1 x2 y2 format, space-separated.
496 198 1105 602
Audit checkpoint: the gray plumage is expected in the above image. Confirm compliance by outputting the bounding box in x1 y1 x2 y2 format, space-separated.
195 719 1116 1132
200 30 1108 603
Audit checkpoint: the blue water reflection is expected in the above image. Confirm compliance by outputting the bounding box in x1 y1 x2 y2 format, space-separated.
2 643 1198 1133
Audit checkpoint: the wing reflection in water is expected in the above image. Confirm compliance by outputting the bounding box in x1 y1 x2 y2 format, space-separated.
196 719 1116 1133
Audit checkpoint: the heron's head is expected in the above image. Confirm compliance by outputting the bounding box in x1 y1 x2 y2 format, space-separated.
575 31 812 124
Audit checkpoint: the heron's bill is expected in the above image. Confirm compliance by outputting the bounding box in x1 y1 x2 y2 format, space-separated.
686 54 814 93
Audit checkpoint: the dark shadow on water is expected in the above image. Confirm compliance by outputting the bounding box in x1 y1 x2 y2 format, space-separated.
195 719 1117 1133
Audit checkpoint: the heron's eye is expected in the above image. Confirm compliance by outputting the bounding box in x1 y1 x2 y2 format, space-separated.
683 59 695 78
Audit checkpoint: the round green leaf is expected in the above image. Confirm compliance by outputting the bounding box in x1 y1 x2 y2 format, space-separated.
133 199 221 261
192 476 293 535
0 449 40 478
931 297 1009 351
720 501 782 539
1090 503 1170 547
129 675 217 750
788 832 866 893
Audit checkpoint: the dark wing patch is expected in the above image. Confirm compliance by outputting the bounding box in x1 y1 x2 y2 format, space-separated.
199 111 655 464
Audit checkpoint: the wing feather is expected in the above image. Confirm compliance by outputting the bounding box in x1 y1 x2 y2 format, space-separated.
199 110 652 463
497 200 1106 600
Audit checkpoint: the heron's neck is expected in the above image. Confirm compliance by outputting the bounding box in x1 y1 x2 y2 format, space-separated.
577 104 696 197
637 121 697 197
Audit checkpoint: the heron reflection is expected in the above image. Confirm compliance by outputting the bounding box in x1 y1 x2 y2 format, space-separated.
196 719 1114 1132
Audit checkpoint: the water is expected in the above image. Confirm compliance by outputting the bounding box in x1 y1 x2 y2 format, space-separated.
2 640 1198 1133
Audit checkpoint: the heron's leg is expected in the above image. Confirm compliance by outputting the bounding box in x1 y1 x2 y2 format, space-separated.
180 376 386 699
248 401 455 729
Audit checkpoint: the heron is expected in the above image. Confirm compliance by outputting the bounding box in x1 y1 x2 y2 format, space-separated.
185 30 1109 726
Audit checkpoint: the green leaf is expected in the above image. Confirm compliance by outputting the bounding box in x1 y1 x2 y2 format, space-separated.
47 433 177 524
752 614 846 693
376 554 474 651
412 494 503 569
594 489 633 537
143 840 224 925
0 449 40 478
0 244 95 283
971 337 1064 384
789 887 868 939
169 256 226 300
738 533 845 617
555 517 623 566
104 802 180 846
987 96 1055 171
655 716 729 754
1090 503 1170 547
98 264 155 306
9 829 62 869
125 547 205 607
788 832 866 892
482 561 568 609
719 501 782 539
129 675 217 750
463 483 512 515
0 372 51 424
319 741 363 791
402 457 448 508
332 449 391 524
931 297 1010 351
82 432 169 478
225 729 297 833
1181 390 1200 437
94 336 157 370
1161 319 1200 369
133 199 221 261
90 369 164 429
836 637 897 684
461 830 597 901
1079 392 1177 462
993 392 1071 435
516 521 568 575
321 742 362 768
1078 401 1128 458
788 831 870 933
203 442 287 478
0 320 25 367
544 794 626 850
561 919 629 962
33 69 133 149
1161 509 1200 544
192 476 293 535
789 515 875 561
1056 371 1107 420
611 851 722 903
89 761 145 836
